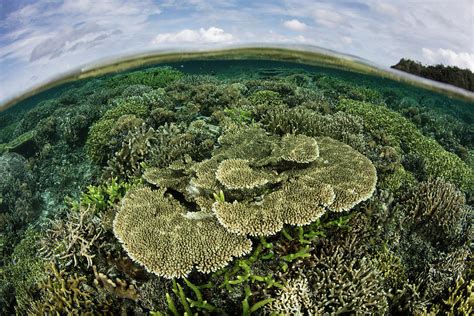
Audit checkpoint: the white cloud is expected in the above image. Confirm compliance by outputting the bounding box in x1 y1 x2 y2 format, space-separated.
374 3 399 17
422 48 474 71
342 36 352 44
152 27 234 44
1 0 474 108
312 9 344 28
283 19 308 31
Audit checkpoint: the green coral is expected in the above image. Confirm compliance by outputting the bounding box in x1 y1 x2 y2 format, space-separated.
379 164 416 193
86 114 144 163
7 228 47 314
102 99 148 121
338 99 473 190
249 90 285 117
108 66 184 88
405 177 469 248
261 104 366 151
0 130 37 156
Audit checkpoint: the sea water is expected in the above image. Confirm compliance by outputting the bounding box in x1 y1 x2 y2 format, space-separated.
0 48 472 314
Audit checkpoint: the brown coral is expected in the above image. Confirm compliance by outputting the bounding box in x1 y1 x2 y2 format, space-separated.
39 206 105 268
215 159 278 190
213 180 333 236
144 127 376 237
279 133 319 163
29 263 112 314
113 186 252 278
210 134 376 236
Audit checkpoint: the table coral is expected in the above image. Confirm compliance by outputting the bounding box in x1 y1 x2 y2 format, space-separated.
113 186 252 278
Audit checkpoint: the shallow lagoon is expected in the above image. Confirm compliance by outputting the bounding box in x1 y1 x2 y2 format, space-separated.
0 49 472 314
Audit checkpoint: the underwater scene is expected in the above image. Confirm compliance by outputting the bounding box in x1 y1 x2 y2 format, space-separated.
0 51 473 315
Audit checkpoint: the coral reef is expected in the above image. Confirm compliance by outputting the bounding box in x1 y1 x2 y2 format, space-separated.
105 119 218 180
338 99 473 190
6 228 46 314
113 186 252 278
406 177 468 247
142 126 376 237
201 129 376 235
39 205 106 268
266 239 388 315
1 60 472 315
29 262 112 314
0 153 39 262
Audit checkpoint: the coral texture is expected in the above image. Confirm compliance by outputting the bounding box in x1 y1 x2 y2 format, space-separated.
113 186 252 278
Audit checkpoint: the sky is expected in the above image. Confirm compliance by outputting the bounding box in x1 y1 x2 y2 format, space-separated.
0 0 473 106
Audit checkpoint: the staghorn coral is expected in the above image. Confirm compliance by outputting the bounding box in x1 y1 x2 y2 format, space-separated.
261 104 367 152
113 186 252 278
265 242 388 315
406 177 468 247
86 113 146 164
107 120 217 180
105 123 156 179
39 206 105 268
92 265 139 302
349 181 472 312
29 262 112 315
430 276 473 315
265 276 313 315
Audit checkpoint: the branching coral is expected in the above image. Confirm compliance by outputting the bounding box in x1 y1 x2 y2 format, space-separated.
113 186 252 278
39 206 105 268
92 265 139 302
107 120 217 180
29 262 112 314
406 177 468 247
7 229 46 314
265 276 313 315
338 99 473 190
266 243 389 315
86 115 142 164
261 104 366 152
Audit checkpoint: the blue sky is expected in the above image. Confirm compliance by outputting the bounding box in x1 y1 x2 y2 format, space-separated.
0 0 473 106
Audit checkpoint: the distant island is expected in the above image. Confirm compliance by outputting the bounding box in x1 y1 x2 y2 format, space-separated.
391 58 474 92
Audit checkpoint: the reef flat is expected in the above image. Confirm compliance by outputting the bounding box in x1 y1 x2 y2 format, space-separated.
0 59 472 315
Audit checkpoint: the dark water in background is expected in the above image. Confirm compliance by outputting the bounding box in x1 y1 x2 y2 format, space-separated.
0 54 472 314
